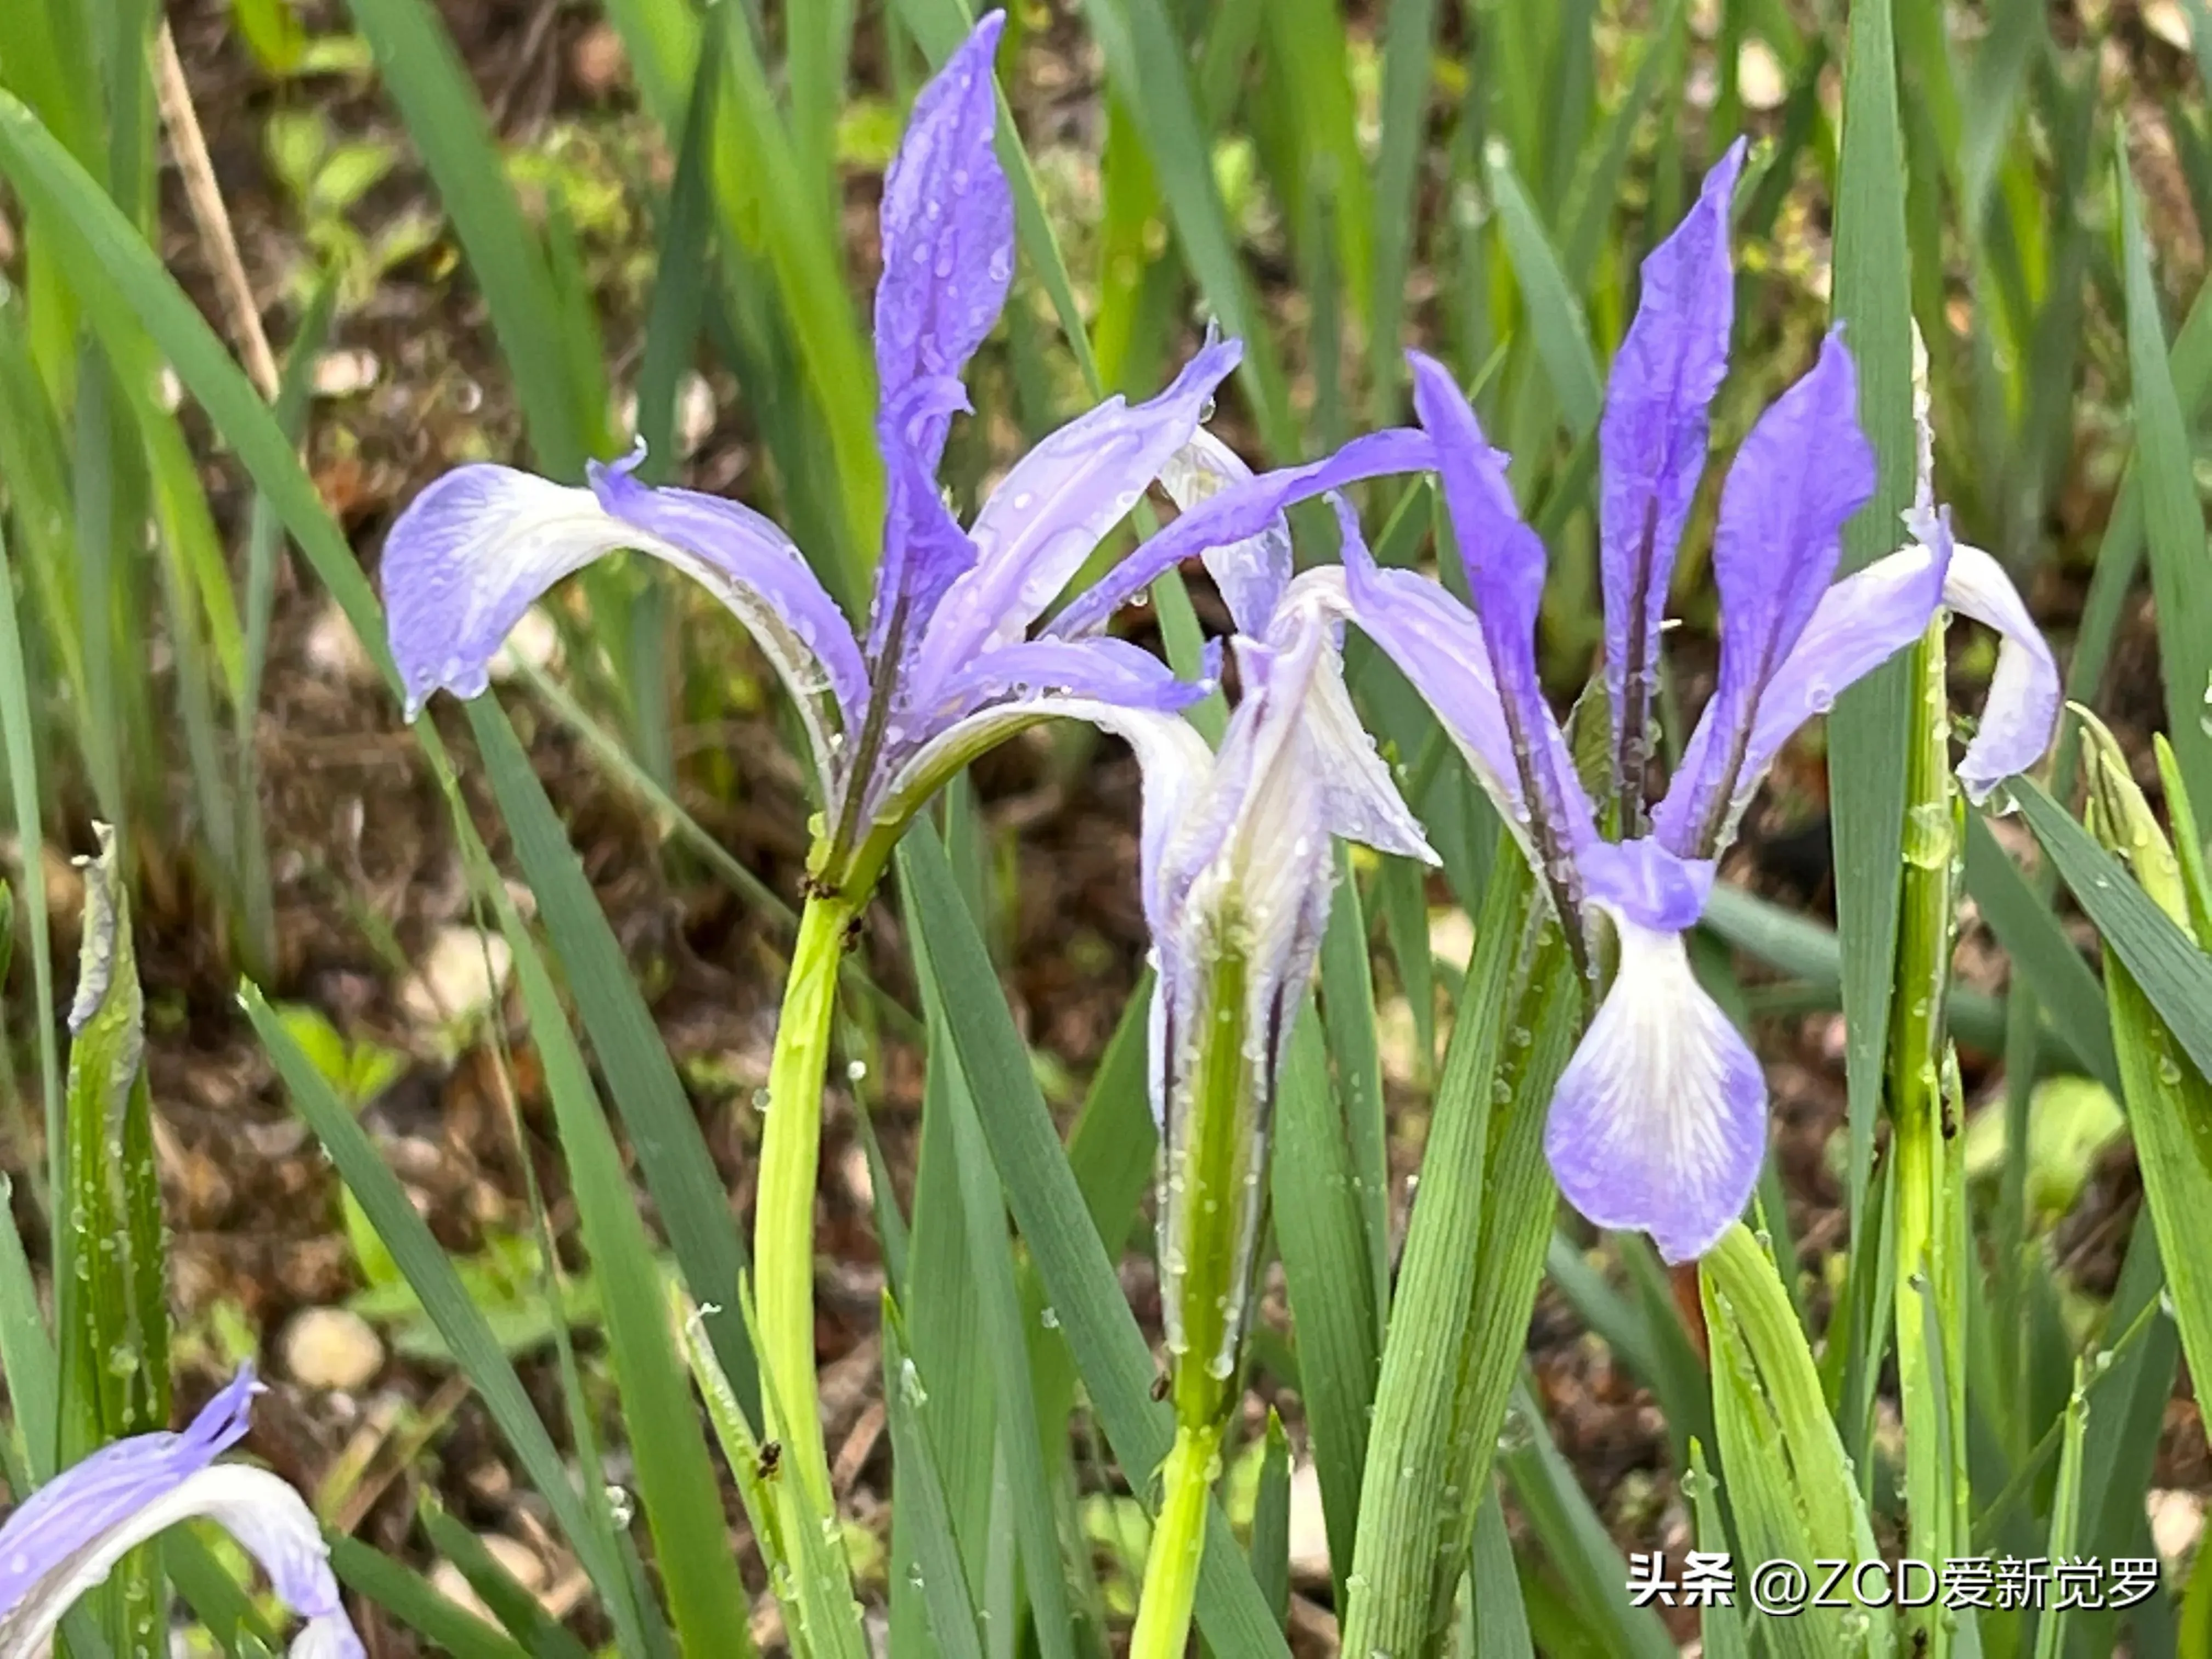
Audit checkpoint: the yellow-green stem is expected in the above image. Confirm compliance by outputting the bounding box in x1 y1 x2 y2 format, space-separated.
755 884 857 1519
1889 622 1958 1657
1131 1421 1222 1659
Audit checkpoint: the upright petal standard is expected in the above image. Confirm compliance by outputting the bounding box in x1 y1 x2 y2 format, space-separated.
0 1369 362 1657
1337 149 2060 1262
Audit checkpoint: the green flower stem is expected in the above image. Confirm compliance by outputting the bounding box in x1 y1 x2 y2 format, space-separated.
1130 1420 1223 1659
1888 623 1961 1657
755 881 859 1519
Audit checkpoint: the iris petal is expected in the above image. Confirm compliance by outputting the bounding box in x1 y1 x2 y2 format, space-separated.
1599 140 1743 807
1408 351 1595 891
380 460 865 784
1653 538 1947 856
1045 425 1436 640
0 1368 256 1613
1158 428 1291 636
872 10 1013 472
1940 540 2061 803
1338 529 1527 837
1651 333 1877 853
909 335 1243 700
1544 915 1767 1264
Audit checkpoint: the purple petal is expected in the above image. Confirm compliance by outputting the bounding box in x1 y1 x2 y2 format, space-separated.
1408 351 1595 874
1046 424 1436 641
907 335 1243 698
1338 532 1527 830
1544 915 1767 1263
0 1367 257 1611
1649 332 1877 854
1942 540 2059 804
867 375 981 664
1599 141 1743 812
873 11 1013 472
930 636 1205 721
1158 429 1292 634
1579 836 1715 933
1654 537 1946 855
381 459 865 762
585 455 868 751
1 1462 364 1659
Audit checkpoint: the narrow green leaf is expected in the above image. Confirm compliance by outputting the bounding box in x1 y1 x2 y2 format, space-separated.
1081 0 1296 454
934 1013 1079 1658
1370 0 1441 409
2018 783 2212 1085
882 1299 990 1659
1271 1007 1378 1606
55 823 169 1465
478 873 758 1657
325 1536 533 1659
1498 1375 1672 1659
1962 812 2119 1092
467 701 757 1413
1250 1411 1291 1627
1686 1438 1747 1659
2117 144 2212 815
1341 851 1580 1656
0 518 61 1159
419 1502 592 1659
1826 0 1917 1249
1486 143 1603 439
1469 1486 1534 1658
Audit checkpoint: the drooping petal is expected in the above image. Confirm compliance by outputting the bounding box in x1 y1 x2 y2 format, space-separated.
872 10 1013 471
1942 540 2059 803
1158 428 1292 634
0 1370 363 1658
0 1367 256 1613
0 1463 363 1658
1649 332 1877 854
1544 915 1767 1264
1045 425 1436 641
1408 351 1595 894
1897 328 2057 801
381 460 864 766
1599 140 1743 815
584 454 869 763
1338 531 1526 833
867 375 982 663
907 335 1244 700
1654 537 1946 855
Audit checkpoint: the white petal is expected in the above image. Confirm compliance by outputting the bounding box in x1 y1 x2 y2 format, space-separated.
1942 540 2060 805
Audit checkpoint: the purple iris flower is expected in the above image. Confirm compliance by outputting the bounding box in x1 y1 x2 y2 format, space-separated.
0 1367 362 1657
1335 143 2059 1262
378 13 1240 887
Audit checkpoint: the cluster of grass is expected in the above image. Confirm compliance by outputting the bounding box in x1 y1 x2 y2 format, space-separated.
0 0 2210 1655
